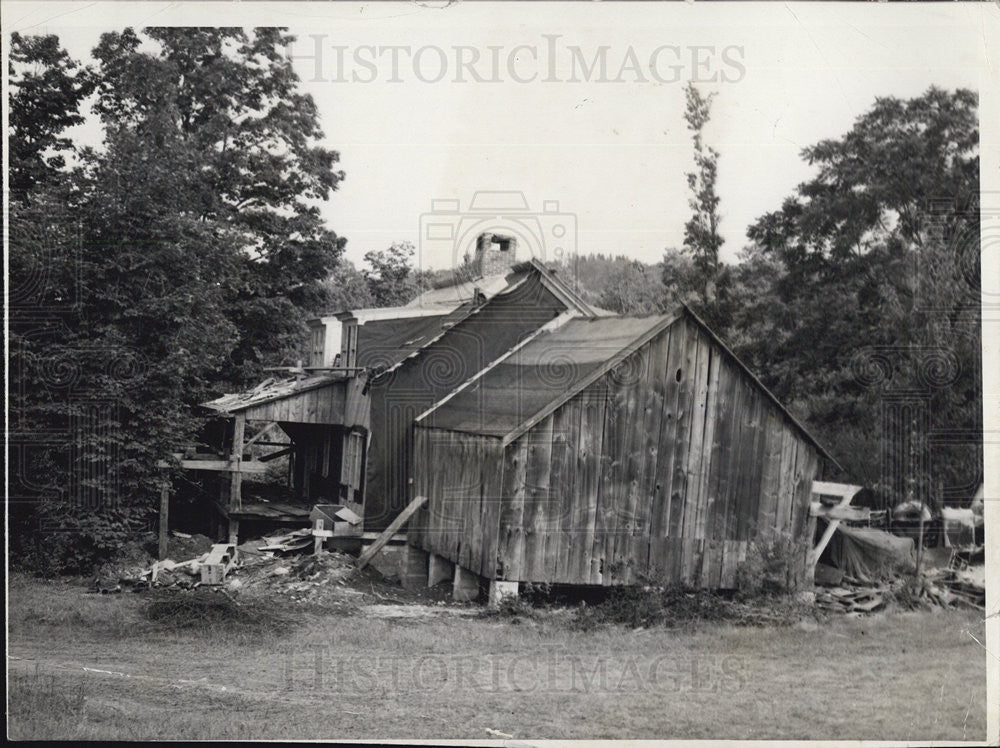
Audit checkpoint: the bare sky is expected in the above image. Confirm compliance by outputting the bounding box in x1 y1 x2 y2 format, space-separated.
4 2 995 272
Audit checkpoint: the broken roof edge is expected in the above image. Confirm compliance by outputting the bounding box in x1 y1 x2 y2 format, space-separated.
678 303 840 470
199 372 358 416
330 307 448 325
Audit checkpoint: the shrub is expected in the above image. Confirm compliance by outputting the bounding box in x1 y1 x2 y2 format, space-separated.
10 502 153 577
735 531 810 598
572 569 814 631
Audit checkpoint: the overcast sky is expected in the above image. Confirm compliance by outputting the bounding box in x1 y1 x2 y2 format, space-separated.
4 1 997 273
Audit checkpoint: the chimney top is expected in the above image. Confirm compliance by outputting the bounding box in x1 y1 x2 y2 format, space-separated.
474 232 519 276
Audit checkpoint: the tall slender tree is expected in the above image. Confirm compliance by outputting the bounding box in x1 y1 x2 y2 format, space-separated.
677 83 724 309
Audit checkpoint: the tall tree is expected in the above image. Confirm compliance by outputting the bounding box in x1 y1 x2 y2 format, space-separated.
8 28 350 572
7 32 94 196
91 27 347 383
676 83 725 319
740 87 980 503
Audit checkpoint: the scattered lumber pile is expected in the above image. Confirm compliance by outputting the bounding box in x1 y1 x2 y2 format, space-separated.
120 542 239 590
814 564 985 614
199 543 238 585
815 582 888 614
114 530 370 606
920 566 986 610
259 528 313 554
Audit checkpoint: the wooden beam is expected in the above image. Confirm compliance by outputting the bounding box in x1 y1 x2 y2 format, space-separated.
259 447 292 463
356 495 428 571
314 518 326 555
360 531 407 542
807 481 862 570
243 422 279 450
809 502 870 522
811 481 863 499
156 458 269 473
230 414 246 511
227 415 246 546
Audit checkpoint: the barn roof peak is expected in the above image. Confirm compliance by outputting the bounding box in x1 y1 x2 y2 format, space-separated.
416 304 837 466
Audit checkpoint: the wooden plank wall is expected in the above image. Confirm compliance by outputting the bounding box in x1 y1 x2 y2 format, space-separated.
243 377 370 429
483 316 822 588
365 274 565 530
410 426 505 579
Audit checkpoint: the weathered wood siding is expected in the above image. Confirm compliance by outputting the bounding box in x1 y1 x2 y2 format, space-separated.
282 423 367 504
365 274 565 530
240 377 370 428
413 315 822 588
410 426 504 578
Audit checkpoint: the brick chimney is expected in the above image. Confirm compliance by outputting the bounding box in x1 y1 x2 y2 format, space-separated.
474 232 518 276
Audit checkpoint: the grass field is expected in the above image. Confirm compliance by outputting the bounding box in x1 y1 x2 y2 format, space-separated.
7 573 989 741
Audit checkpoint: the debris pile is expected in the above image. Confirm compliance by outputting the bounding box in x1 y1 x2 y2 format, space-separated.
917 565 986 610
814 581 888 614
114 529 374 607
236 548 362 604
814 565 985 615
123 554 211 591
258 528 313 554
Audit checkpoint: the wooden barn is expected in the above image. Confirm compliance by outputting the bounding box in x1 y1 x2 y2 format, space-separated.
410 306 835 598
185 232 836 600
191 236 604 541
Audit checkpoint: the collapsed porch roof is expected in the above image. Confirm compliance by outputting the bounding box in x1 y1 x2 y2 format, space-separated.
201 373 370 429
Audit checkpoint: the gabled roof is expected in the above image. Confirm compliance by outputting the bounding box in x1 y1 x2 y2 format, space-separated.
416 313 677 441
204 260 600 414
416 304 837 465
348 258 599 374
509 257 597 317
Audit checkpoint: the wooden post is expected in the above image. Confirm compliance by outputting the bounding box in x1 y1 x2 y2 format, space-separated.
916 504 926 577
230 414 246 510
806 482 863 574
228 414 246 545
314 518 325 555
158 481 170 560
356 495 428 571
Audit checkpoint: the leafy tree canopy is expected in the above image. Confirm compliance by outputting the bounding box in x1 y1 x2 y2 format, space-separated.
9 28 349 572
